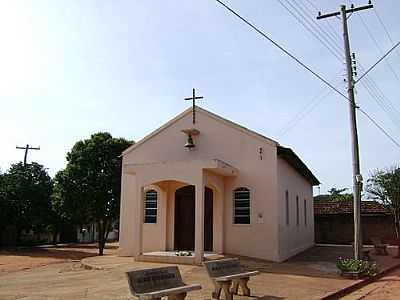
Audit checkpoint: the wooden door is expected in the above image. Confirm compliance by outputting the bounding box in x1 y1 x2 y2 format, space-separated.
174 186 195 250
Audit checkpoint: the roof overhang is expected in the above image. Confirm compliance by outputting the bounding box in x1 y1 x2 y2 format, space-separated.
124 159 238 177
278 146 320 186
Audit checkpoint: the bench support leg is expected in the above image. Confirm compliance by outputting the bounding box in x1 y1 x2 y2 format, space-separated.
212 282 222 299
168 293 187 300
238 277 250 296
213 281 233 300
221 281 233 300
230 280 239 295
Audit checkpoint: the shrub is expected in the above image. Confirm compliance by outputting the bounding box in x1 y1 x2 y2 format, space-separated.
336 257 378 276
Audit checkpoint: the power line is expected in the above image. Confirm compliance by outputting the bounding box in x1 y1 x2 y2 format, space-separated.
359 63 400 116
358 14 400 82
302 0 342 43
358 108 400 148
356 41 400 83
216 0 400 149
374 8 400 61
276 0 343 62
359 79 400 130
215 0 349 101
277 81 336 138
293 0 343 53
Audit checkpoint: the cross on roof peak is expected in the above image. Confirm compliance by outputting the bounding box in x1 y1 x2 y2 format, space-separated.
184 88 203 124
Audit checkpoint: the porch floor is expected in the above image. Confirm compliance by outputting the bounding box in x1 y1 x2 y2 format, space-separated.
137 251 224 264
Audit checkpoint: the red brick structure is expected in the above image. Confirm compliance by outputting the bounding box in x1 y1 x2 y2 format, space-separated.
314 200 396 244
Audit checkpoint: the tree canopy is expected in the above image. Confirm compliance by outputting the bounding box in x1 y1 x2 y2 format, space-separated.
367 166 400 239
1 162 53 242
327 187 353 201
54 132 132 254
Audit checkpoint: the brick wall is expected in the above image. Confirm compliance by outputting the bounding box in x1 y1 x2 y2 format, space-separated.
315 214 396 244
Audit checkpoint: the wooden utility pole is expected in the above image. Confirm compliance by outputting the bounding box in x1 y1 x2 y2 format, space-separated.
317 3 373 260
16 144 40 166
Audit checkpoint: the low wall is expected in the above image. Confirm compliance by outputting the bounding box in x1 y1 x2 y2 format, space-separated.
315 214 396 244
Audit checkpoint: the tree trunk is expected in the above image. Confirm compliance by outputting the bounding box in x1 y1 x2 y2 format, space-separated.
98 221 104 256
97 219 110 256
16 227 22 247
52 231 58 245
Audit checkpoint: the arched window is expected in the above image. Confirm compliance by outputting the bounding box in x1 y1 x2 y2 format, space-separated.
144 189 157 224
233 187 250 224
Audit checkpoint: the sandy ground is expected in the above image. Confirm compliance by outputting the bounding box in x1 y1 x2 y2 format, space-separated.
0 243 117 273
0 244 399 299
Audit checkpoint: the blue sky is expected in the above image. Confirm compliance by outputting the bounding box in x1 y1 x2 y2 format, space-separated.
0 0 399 194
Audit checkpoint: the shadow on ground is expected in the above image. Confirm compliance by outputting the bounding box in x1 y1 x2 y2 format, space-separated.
232 246 400 280
0 243 118 260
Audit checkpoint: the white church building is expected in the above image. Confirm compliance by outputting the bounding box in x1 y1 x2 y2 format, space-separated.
118 105 319 264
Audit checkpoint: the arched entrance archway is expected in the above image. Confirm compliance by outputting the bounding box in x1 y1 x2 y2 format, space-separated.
174 185 213 251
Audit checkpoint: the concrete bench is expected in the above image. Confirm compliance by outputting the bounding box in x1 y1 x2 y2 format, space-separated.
126 266 201 300
204 258 259 300
371 237 388 255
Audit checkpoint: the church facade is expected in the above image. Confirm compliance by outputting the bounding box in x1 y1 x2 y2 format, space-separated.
119 106 319 263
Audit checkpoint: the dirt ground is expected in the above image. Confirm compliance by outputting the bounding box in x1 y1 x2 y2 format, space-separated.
0 243 117 273
343 267 400 300
0 244 399 299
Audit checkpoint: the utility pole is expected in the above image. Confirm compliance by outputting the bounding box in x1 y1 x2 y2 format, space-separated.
16 144 40 166
317 2 373 260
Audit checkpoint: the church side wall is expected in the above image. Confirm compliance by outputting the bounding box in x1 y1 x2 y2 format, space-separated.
222 142 280 262
277 158 314 261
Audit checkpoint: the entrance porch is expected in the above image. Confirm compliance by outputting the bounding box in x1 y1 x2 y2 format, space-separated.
136 251 224 265
119 159 238 264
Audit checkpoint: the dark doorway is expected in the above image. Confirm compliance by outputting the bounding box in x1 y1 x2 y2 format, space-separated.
174 185 213 251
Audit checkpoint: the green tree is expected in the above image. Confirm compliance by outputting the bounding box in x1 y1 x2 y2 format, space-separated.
56 132 132 255
2 162 53 243
327 187 353 201
366 166 400 239
0 171 7 234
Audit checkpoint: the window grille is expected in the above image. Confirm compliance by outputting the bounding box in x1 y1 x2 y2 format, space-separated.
233 187 250 224
144 190 157 224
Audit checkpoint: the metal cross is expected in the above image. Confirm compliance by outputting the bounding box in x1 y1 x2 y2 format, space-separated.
184 88 203 124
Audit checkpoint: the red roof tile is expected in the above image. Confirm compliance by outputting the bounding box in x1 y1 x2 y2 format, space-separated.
314 200 389 215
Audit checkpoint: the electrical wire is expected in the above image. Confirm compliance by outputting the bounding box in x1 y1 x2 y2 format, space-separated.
358 108 400 148
356 41 400 83
292 0 343 54
374 8 400 62
215 0 349 101
276 0 344 62
216 0 400 149
358 14 400 82
277 80 337 138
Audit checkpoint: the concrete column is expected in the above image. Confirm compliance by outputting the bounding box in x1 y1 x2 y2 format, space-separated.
214 189 224 254
194 172 205 264
134 185 144 256
118 172 136 256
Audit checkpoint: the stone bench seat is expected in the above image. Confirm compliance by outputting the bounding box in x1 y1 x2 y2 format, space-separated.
371 237 388 256
126 266 201 300
212 270 260 281
204 258 259 300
